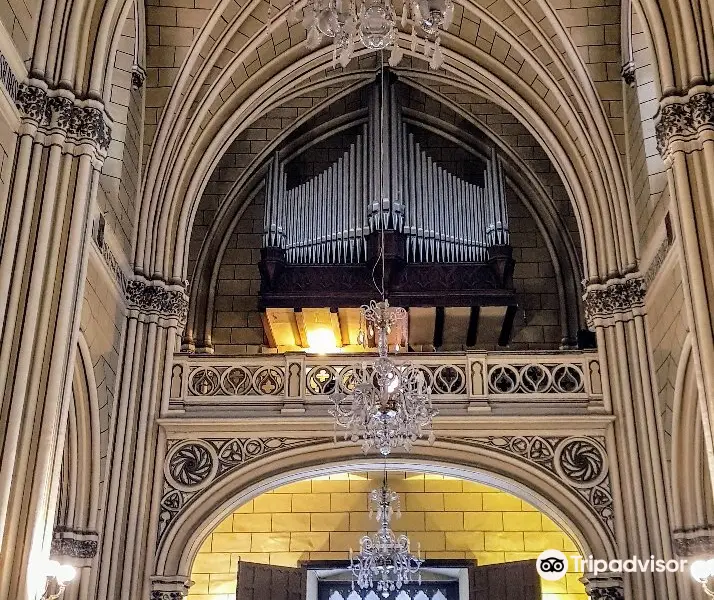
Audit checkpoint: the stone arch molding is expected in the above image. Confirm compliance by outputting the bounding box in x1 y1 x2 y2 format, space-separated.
136 0 637 286
155 435 618 580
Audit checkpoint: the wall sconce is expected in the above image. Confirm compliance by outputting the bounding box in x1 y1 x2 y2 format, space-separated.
690 558 714 597
41 560 76 600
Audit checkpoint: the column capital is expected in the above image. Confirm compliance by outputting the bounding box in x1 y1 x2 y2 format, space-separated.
126 277 189 328
672 525 714 558
15 78 111 165
580 572 625 600
149 575 193 599
583 274 646 328
656 85 714 160
50 527 98 568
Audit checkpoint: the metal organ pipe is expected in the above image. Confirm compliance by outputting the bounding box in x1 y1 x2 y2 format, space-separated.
262 82 510 265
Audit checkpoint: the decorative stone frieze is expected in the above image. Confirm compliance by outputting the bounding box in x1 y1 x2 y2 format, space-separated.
158 435 614 546
672 525 714 558
581 573 625 600
126 278 189 327
644 236 672 290
15 80 111 161
0 51 19 102
583 275 646 328
656 86 714 158
452 436 614 537
51 527 99 568
621 62 636 87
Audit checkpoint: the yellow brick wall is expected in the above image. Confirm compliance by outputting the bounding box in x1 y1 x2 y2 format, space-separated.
188 473 588 600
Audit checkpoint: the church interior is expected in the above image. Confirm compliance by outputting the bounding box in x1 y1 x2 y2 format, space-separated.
1 0 714 598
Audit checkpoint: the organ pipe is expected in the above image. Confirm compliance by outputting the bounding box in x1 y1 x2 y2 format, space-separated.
263 79 509 265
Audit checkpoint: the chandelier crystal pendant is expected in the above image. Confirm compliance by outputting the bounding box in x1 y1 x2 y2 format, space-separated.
329 299 438 456
295 0 453 69
349 479 423 596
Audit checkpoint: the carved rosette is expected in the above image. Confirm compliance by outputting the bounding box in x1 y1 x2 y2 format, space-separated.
583 276 646 328
581 573 624 600
453 435 614 537
672 525 714 558
15 81 111 160
126 279 189 328
656 87 714 159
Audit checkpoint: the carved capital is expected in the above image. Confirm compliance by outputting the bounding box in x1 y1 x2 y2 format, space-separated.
150 575 193 599
15 80 111 159
621 62 636 87
126 278 189 327
581 572 624 600
583 275 646 327
51 528 99 567
656 86 714 158
672 525 714 558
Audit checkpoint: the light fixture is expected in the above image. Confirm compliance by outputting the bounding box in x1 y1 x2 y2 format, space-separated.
349 478 422 595
329 299 437 455
40 560 76 600
690 558 714 597
306 327 339 353
294 0 453 69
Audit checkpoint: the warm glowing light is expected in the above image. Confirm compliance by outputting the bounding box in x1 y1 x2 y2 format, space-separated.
691 559 714 583
306 328 338 353
56 565 76 584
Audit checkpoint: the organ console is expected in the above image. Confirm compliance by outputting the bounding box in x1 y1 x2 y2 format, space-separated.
258 71 517 346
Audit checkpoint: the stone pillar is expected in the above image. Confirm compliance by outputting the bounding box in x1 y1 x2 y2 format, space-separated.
656 87 714 481
584 275 678 599
582 572 625 599
94 280 188 600
0 79 110 600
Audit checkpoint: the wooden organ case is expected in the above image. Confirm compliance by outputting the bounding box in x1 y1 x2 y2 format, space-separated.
259 73 517 348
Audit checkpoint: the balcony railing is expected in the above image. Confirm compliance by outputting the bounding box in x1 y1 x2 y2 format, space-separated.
168 350 604 416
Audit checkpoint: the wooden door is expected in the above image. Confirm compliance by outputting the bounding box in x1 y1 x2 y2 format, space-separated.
469 560 541 600
236 561 307 600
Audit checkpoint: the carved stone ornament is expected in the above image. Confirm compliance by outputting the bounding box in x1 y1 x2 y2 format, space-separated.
0 51 19 102
582 573 625 600
672 525 714 558
583 276 646 327
15 82 111 154
656 87 714 158
125 279 189 326
51 527 99 559
132 64 146 90
621 61 636 87
452 436 614 537
150 575 192 599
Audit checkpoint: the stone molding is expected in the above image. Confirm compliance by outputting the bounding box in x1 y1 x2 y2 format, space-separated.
656 86 714 159
15 79 111 162
0 50 19 102
672 525 714 558
644 236 672 290
583 275 646 327
157 435 614 547
51 527 99 565
581 573 625 600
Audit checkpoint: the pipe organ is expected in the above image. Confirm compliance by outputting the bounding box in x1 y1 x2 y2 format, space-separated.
258 71 517 345
263 77 509 265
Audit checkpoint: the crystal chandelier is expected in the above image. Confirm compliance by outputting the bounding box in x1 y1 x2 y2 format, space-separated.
349 479 423 595
329 299 438 455
295 0 454 69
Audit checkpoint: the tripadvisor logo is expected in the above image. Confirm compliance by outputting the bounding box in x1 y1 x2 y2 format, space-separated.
536 550 568 581
536 549 688 580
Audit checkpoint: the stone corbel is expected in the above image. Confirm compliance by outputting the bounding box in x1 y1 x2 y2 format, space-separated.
583 274 646 328
581 572 625 599
149 575 193 599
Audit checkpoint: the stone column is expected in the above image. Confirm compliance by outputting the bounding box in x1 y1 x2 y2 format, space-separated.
657 87 714 481
0 79 110 600
94 280 188 600
582 572 625 599
584 275 678 599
